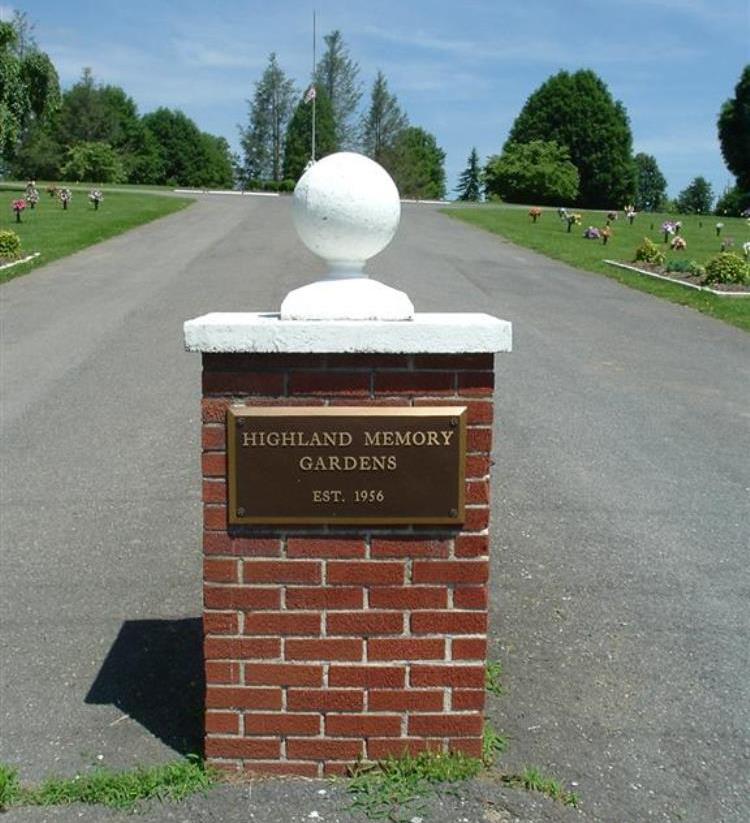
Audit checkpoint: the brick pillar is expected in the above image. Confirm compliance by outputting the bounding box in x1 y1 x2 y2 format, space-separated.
199 351 495 777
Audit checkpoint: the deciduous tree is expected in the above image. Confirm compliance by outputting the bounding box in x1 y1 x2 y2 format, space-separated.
383 126 445 200
283 86 336 181
718 65 750 191
675 176 714 214
484 140 579 205
633 152 667 211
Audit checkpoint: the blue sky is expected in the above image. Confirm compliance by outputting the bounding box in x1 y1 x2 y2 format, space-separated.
5 0 749 199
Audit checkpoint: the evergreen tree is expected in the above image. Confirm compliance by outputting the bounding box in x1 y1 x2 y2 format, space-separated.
717 65 750 191
361 71 407 164
505 69 635 207
383 126 445 199
240 53 297 182
633 152 667 211
315 30 362 149
485 140 579 205
675 176 714 214
456 147 482 201
283 86 337 181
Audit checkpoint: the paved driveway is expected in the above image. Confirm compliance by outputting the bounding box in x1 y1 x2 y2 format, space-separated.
1 195 748 822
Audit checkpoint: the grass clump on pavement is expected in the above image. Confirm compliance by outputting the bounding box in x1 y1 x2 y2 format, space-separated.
0 757 215 811
443 205 750 332
501 766 580 807
0 186 193 284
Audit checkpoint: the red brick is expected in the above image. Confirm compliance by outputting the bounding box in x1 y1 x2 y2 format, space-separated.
368 638 445 661
326 714 401 737
409 714 484 737
327 612 403 636
203 534 282 557
285 638 363 661
288 371 370 395
411 612 487 635
326 561 404 586
371 539 450 558
411 665 485 688
204 586 280 610
206 661 240 684
204 505 227 530
287 689 364 712
328 665 405 688
202 397 232 423
457 371 495 396
466 455 491 478
203 558 238 583
206 687 282 710
329 396 411 407
203 611 238 635
202 452 225 478
452 638 487 660
465 480 489 504
369 587 448 610
467 427 492 453
243 762 319 777
323 762 351 776
203 353 324 370
464 507 489 531
203 479 226 503
202 425 225 450
205 711 240 734
452 690 486 711
453 587 487 609
245 664 323 687
412 561 488 585
367 738 443 759
243 713 320 736
286 739 363 760
243 560 321 585
326 353 410 369
243 612 320 636
204 637 280 660
374 371 454 395
455 535 489 558
449 738 484 758
286 587 363 610
287 538 366 558
413 354 493 370
412 398 493 425
205 737 280 759
368 690 444 712
202 371 285 395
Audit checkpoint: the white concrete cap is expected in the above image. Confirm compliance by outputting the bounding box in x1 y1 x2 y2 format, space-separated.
280 278 414 321
184 312 512 354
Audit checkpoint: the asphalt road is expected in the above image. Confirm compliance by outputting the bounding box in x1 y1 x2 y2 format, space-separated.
1 194 748 823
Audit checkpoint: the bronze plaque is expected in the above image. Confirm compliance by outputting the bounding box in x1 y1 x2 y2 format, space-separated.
227 406 467 525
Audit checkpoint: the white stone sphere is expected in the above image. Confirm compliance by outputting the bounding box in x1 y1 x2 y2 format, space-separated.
292 152 400 273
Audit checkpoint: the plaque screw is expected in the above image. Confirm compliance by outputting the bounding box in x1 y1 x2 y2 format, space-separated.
237 507 246 517
450 508 458 517
236 417 245 426
450 418 458 427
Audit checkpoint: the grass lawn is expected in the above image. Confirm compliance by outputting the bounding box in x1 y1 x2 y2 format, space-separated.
0 187 194 284
443 205 750 332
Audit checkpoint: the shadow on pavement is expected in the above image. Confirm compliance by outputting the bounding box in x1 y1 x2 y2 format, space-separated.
86 618 204 757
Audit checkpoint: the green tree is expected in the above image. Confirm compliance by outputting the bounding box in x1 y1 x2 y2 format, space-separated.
633 152 667 211
382 126 445 199
484 140 579 205
675 176 714 214
361 70 408 164
315 30 362 149
240 53 297 182
718 65 750 191
9 119 63 178
0 19 59 163
283 86 336 181
506 69 635 207
714 184 750 217
455 147 482 201
60 141 125 183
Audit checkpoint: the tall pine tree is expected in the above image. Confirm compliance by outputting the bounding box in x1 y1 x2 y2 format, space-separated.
456 147 482 201
283 86 337 181
314 30 362 150
361 71 407 165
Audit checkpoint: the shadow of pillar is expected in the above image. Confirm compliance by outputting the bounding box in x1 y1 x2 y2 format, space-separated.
86 618 204 756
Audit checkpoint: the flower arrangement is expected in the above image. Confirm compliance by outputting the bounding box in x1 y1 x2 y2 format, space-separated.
673 221 682 235
624 205 637 224
601 225 612 245
26 188 39 209
583 226 601 239
606 211 618 224
59 188 72 210
741 208 750 218
558 206 568 220
89 190 104 210
11 198 26 223
720 237 734 252
670 236 687 251
715 222 724 237
47 185 58 198
528 206 542 222
743 241 750 259
565 213 582 233
661 221 676 242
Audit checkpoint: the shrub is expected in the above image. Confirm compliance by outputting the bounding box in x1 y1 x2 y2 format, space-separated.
279 178 296 193
0 230 22 260
634 237 665 266
263 180 281 192
704 252 750 285
666 259 693 273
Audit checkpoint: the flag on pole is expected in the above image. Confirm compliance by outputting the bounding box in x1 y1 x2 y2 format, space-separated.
304 84 316 104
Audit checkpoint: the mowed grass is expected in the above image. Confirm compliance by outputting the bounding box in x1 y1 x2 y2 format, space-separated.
0 186 194 283
443 205 750 332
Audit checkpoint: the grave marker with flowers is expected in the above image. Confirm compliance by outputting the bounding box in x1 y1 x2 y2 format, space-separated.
89 190 103 211
528 207 542 223
12 199 26 223
59 188 72 210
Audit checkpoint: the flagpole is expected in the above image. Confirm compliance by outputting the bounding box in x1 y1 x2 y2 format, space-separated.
311 10 317 162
